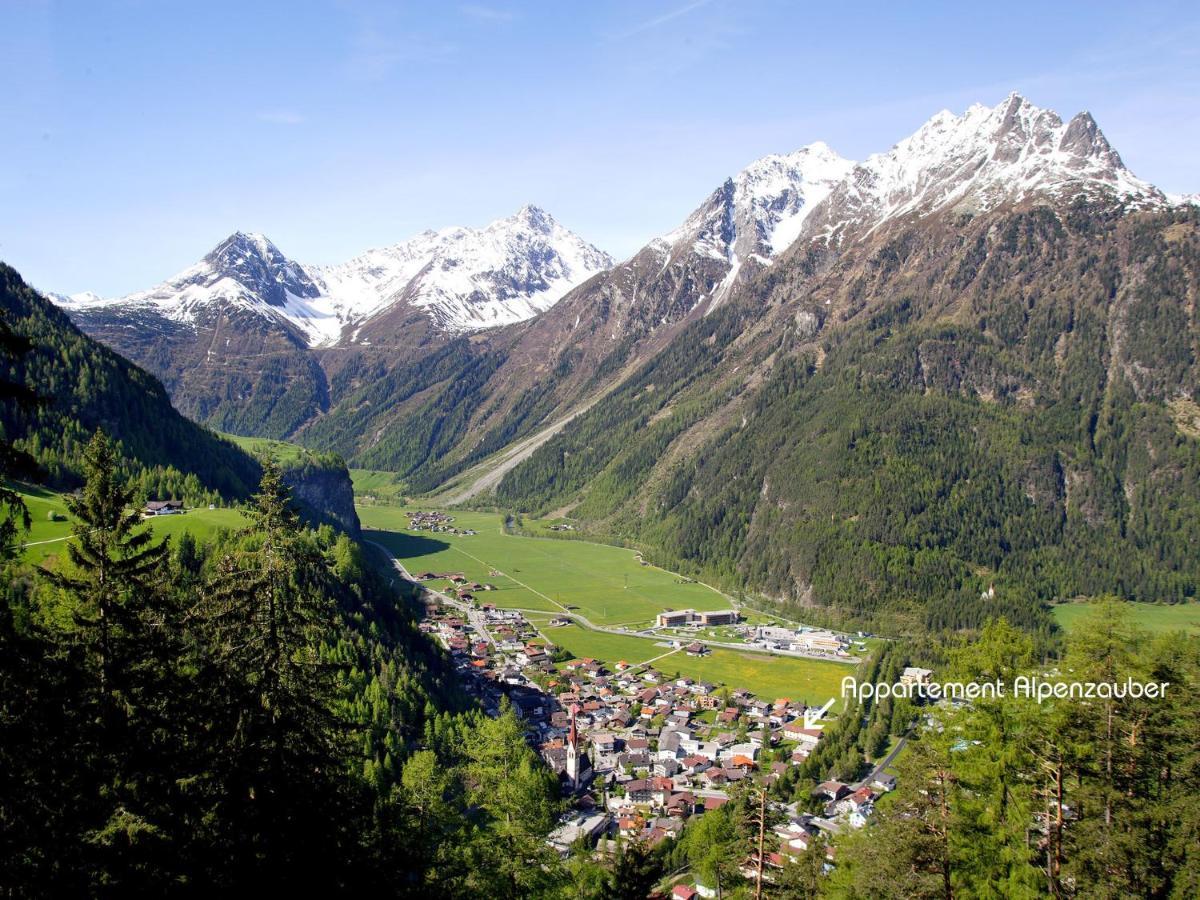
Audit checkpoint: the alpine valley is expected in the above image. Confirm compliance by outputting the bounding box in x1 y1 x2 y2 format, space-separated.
50 93 1200 636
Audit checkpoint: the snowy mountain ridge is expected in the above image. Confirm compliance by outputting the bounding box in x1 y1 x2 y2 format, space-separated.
317 204 613 335
802 93 1169 243
53 207 614 346
641 141 855 311
50 94 1192 346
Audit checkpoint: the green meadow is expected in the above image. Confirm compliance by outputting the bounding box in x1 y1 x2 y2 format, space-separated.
219 432 309 463
350 469 408 504
527 618 677 667
1053 601 1200 635
15 485 248 565
358 505 731 626
526 617 851 705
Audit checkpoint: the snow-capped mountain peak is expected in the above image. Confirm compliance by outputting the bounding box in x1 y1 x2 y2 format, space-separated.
803 93 1165 242
50 209 614 345
200 230 324 308
664 142 855 264
509 203 556 233
316 205 614 333
649 141 855 311
47 231 339 344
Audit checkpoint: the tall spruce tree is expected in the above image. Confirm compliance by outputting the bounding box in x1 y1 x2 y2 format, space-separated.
451 701 564 898
196 458 352 889
946 619 1043 897
603 838 663 900
827 724 960 899
203 458 335 709
51 430 170 711
44 429 188 892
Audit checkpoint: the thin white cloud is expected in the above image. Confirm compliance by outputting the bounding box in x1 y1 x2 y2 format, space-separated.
345 26 458 80
610 0 715 39
257 110 306 126
460 4 513 22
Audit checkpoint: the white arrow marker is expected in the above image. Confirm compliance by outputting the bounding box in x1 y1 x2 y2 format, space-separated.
803 697 836 729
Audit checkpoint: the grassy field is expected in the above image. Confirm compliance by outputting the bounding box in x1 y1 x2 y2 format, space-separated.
14 485 248 565
350 469 408 504
528 619 676 666
526 616 851 705
220 432 309 463
358 505 731 626
358 503 855 703
646 647 851 707
1053 601 1200 635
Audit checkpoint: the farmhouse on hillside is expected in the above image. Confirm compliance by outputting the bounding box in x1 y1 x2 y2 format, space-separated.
144 500 184 516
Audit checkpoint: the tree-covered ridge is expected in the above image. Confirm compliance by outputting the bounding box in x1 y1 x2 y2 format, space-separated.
828 612 1200 899
0 434 472 893
494 203 1200 633
296 338 512 487
0 263 260 502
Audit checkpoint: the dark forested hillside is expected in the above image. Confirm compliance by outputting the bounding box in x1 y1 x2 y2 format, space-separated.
494 202 1200 632
0 434 474 893
298 338 510 484
0 264 260 500
0 275 567 895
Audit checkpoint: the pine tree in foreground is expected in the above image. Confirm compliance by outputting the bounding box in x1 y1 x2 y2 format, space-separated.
52 429 170 708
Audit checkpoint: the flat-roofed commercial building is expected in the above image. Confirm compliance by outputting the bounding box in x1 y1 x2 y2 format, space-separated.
698 610 739 626
657 609 695 627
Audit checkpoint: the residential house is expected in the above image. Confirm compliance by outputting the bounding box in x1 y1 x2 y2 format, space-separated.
624 779 653 803
814 781 851 802
591 733 617 754
654 758 681 778
901 666 934 686
871 773 897 792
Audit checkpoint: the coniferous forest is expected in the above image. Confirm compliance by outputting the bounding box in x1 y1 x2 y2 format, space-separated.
493 206 1200 637
4 10 1200 893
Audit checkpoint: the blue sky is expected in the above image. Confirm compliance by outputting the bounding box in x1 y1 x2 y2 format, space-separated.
3 0 1198 296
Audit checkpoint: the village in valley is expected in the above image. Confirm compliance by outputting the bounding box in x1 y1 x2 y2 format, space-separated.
394 508 925 893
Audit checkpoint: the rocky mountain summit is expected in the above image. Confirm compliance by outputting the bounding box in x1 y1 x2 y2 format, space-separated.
803 93 1168 244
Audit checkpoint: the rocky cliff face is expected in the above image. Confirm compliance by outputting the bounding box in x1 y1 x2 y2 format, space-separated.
281 458 361 538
